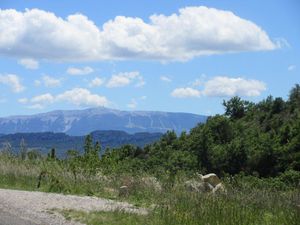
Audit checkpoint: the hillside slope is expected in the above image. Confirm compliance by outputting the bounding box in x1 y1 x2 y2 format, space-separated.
0 130 162 157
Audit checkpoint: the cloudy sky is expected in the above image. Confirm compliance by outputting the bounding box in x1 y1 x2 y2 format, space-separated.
0 0 299 117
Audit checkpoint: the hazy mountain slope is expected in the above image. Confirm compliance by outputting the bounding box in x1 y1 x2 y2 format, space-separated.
0 107 207 135
0 130 163 157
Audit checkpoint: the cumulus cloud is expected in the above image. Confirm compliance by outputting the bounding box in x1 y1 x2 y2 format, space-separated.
106 71 144 88
171 76 266 98
34 75 61 87
18 58 39 69
19 93 54 109
67 66 94 75
20 88 109 109
31 93 55 104
57 88 109 106
0 7 276 62
171 87 201 98
0 74 25 93
201 76 266 97
42 75 61 87
160 76 172 82
89 77 105 87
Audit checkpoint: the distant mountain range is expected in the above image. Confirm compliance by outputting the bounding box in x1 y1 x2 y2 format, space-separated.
0 130 163 157
0 107 207 135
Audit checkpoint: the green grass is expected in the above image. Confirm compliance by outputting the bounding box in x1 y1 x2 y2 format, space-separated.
1 156 299 225
57 188 300 225
57 209 147 225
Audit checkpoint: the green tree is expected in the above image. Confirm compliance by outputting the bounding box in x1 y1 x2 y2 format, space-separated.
223 96 249 119
19 138 27 160
84 134 93 157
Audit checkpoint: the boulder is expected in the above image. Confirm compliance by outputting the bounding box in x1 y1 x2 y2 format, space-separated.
184 179 206 193
204 182 214 192
202 173 221 187
212 183 226 194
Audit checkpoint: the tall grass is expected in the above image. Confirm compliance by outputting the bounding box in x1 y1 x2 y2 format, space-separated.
0 155 299 225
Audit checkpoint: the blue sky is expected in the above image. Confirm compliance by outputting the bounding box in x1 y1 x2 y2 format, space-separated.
0 0 299 117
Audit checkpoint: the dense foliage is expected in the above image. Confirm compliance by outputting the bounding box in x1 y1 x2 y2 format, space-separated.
100 85 300 179
0 131 162 158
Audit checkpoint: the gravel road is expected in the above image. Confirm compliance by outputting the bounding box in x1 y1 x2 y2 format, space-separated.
0 188 147 225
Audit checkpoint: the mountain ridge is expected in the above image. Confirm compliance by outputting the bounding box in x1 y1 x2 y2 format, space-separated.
0 107 207 135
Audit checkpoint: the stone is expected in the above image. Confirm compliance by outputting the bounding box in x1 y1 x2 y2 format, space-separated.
202 173 221 187
204 182 214 192
184 179 206 193
212 183 226 194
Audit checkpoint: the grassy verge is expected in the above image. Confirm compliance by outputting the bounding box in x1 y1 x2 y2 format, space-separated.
57 188 300 225
1 156 299 225
57 209 147 225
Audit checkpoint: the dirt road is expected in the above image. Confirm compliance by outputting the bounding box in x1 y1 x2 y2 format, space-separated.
0 188 147 225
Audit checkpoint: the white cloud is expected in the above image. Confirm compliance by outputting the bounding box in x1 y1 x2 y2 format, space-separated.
18 58 39 69
201 76 266 97
171 87 201 98
288 65 296 71
160 76 172 82
67 66 94 75
42 75 61 87
106 71 144 88
89 77 105 87
19 93 54 109
56 88 109 107
20 88 109 109
34 75 61 88
31 93 55 104
0 7 276 62
0 74 25 93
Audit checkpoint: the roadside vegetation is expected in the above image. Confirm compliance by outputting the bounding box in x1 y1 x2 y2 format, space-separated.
0 84 300 224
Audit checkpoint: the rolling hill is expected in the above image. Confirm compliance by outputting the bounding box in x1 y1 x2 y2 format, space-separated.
0 130 163 157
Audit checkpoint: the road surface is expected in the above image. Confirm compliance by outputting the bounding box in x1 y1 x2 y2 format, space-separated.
0 188 147 225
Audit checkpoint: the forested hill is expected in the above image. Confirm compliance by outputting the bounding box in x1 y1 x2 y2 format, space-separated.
101 84 300 178
0 130 162 158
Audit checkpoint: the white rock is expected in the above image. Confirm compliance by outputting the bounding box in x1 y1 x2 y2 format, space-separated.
212 183 226 194
184 180 206 193
202 173 221 187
